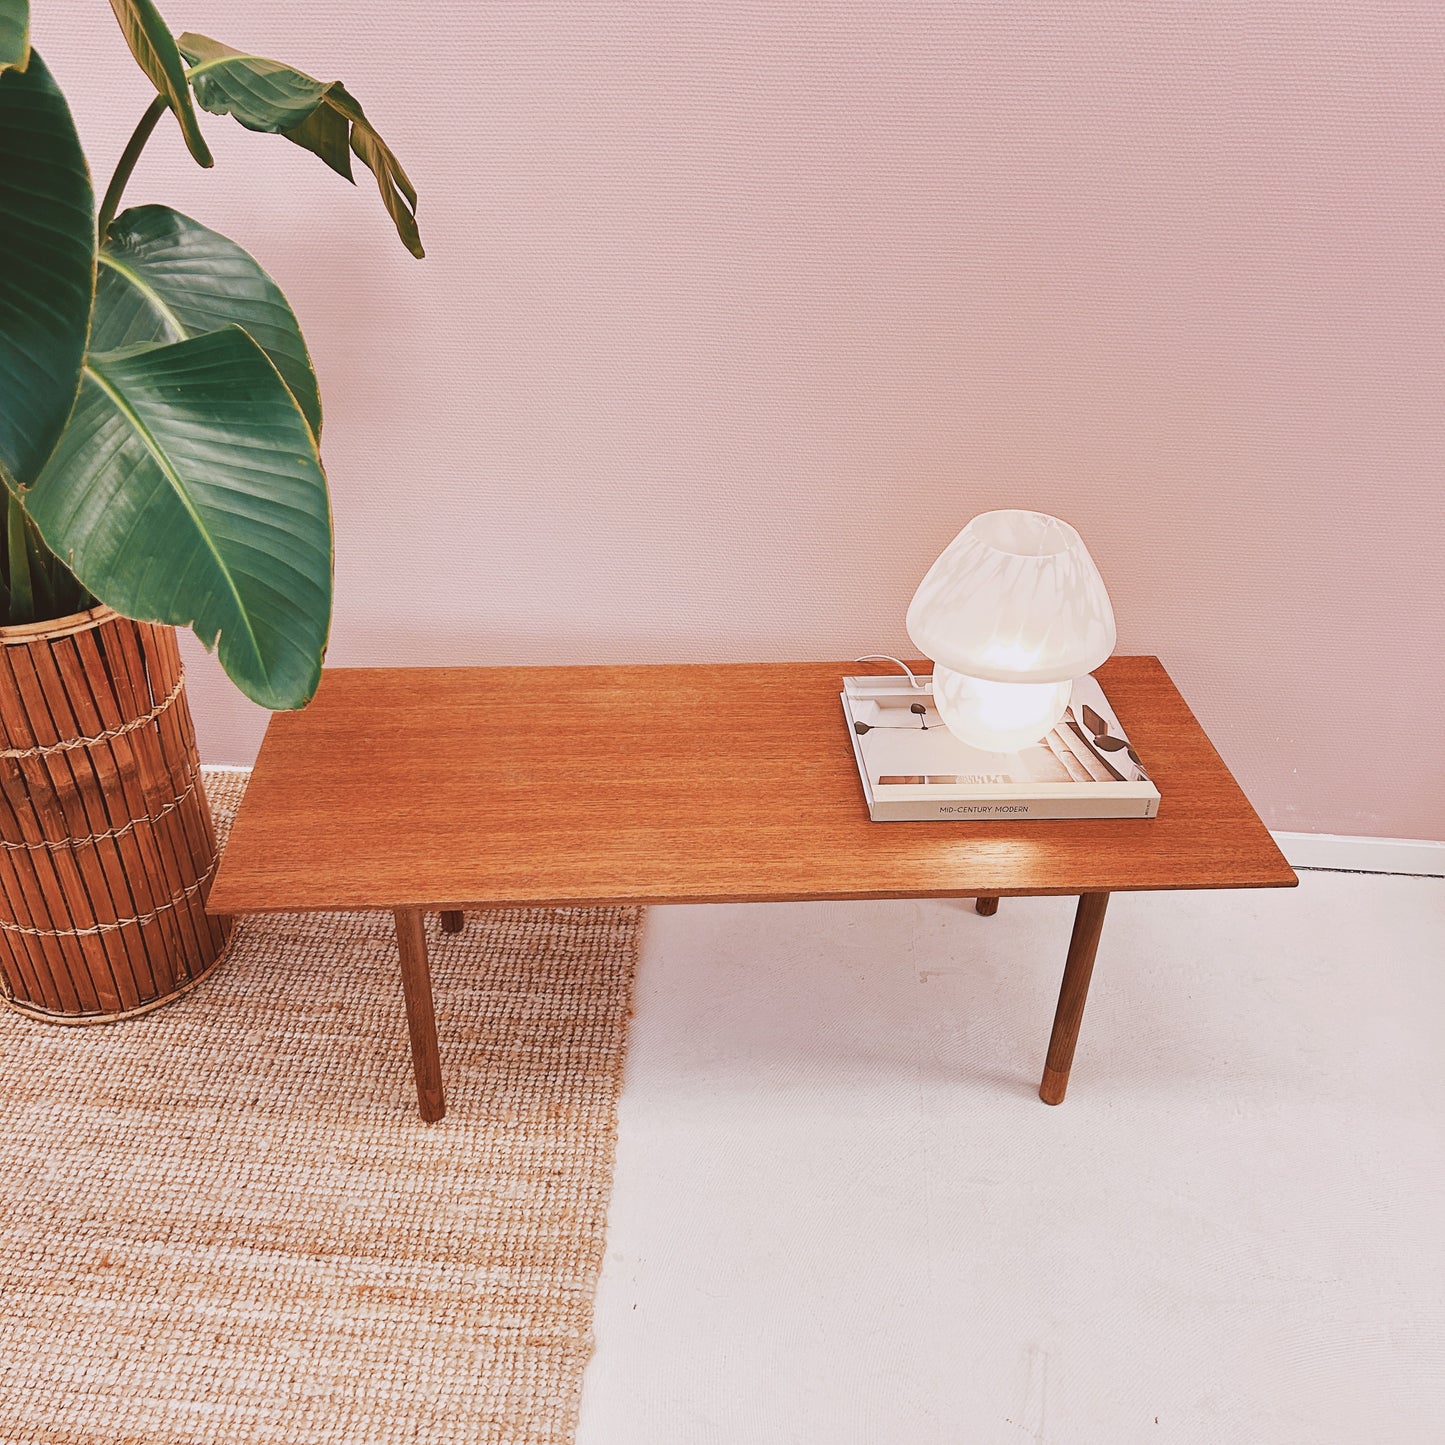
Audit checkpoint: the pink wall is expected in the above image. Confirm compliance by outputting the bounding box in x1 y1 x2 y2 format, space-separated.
36 2 1445 839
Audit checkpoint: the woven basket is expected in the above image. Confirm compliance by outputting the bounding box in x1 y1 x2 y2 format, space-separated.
0 605 233 1023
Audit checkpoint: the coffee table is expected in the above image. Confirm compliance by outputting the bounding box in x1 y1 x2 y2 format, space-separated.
207 657 1296 1121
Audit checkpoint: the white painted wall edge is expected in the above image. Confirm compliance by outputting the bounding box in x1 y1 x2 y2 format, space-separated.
1272 832 1445 877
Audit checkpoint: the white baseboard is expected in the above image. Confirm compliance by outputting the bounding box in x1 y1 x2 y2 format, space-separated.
1272 832 1445 877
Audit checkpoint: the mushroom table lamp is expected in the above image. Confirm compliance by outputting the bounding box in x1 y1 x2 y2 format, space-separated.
905 509 1116 753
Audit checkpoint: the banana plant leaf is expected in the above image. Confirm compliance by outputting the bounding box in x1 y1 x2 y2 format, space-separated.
178 32 422 258
0 49 95 489
0 0 28 73
107 0 212 168
96 205 322 437
27 327 332 709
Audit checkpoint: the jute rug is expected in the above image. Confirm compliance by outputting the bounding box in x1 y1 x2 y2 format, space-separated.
0 768 642 1445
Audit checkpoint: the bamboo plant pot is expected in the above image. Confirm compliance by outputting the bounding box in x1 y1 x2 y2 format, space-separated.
0 605 233 1022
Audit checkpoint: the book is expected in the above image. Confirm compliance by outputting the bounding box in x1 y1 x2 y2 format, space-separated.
842 672 1160 822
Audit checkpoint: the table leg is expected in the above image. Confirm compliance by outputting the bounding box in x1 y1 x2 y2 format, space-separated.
440 911 465 934
975 896 999 916
1039 892 1110 1105
394 908 446 1122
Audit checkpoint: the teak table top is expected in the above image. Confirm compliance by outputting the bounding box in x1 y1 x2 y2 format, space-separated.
208 657 1296 917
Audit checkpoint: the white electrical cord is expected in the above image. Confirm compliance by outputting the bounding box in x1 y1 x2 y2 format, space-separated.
853 655 928 689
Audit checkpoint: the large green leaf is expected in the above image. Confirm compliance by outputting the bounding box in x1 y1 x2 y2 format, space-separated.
0 49 95 488
95 205 322 436
107 0 213 168
27 327 332 709
0 0 28 73
180 34 332 135
178 33 422 258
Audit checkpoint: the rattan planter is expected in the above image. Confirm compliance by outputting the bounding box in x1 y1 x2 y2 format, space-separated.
0 606 233 1023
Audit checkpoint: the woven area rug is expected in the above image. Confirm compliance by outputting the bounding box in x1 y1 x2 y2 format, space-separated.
0 768 642 1445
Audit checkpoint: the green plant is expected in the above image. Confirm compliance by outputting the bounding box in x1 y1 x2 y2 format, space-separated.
0 0 421 707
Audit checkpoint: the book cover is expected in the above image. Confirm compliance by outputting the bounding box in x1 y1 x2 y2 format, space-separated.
842 672 1160 822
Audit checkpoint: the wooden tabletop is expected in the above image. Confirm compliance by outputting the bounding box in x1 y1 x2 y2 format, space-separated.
207 657 1297 916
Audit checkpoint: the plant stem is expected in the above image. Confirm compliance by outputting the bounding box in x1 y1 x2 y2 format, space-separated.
97 93 170 238
0 482 92 626
6 492 34 624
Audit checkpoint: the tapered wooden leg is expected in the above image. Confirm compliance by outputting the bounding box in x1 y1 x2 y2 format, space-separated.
394 908 446 1122
975 896 999 916
1039 892 1110 1105
440 910 465 934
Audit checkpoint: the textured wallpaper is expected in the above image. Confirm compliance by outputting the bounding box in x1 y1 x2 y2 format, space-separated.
36 2 1445 837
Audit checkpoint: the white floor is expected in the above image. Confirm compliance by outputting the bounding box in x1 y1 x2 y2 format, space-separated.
577 873 1445 1444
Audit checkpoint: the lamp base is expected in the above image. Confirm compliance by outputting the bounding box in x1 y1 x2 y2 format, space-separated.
930 668 1072 753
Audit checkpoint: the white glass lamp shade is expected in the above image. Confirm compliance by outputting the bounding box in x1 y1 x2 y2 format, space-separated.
906 510 1116 751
